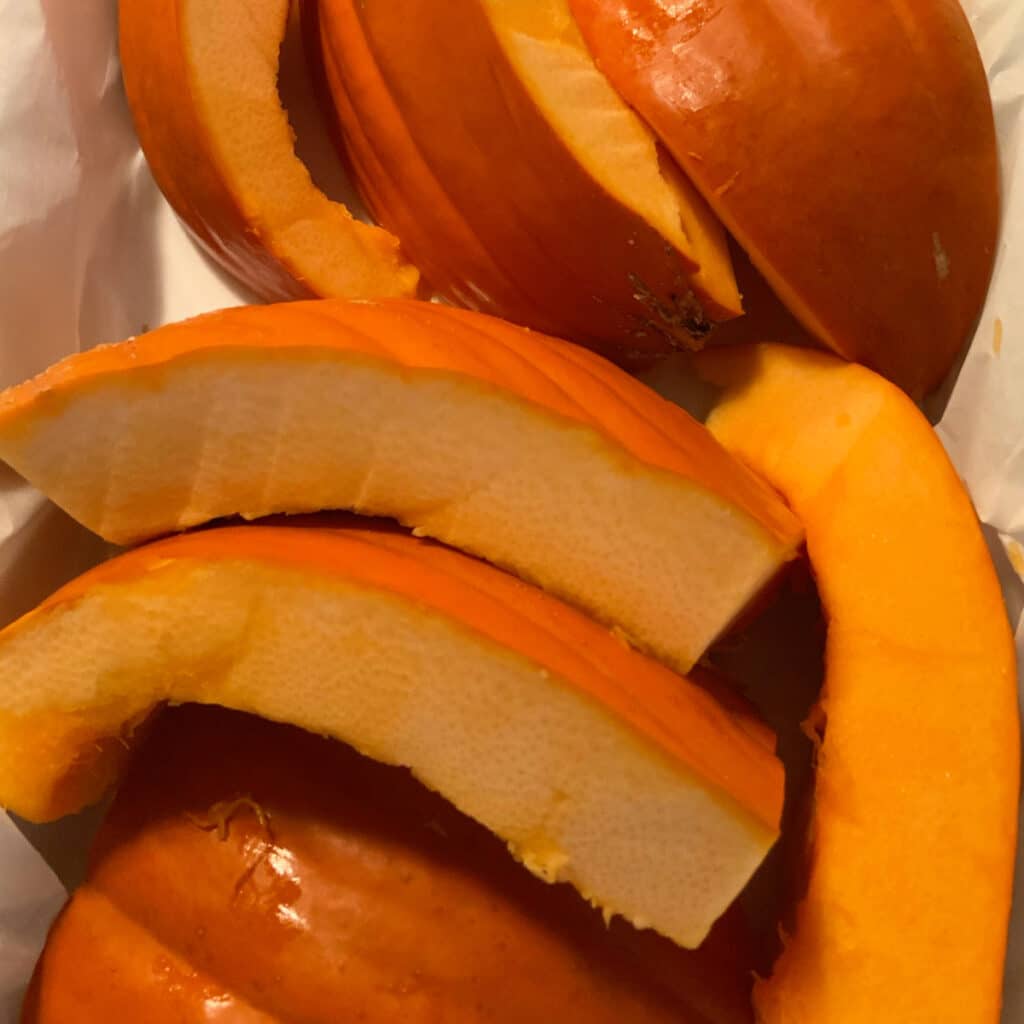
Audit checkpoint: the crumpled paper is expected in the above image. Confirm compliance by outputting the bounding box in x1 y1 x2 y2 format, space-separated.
0 0 1021 1018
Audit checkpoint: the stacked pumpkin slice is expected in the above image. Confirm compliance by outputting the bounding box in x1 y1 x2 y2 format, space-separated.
3 301 798 1022
2 300 1018 1024
0 301 797 947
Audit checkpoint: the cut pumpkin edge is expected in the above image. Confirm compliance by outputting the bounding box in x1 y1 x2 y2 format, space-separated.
120 0 420 303
0 522 783 950
0 299 802 675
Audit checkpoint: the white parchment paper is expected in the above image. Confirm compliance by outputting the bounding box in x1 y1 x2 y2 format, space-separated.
0 0 1021 1018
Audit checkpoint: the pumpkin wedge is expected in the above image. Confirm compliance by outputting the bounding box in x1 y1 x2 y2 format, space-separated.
571 0 999 396
0 299 801 674
696 344 1019 1023
0 521 784 950
24 705 757 1023
309 0 741 361
119 0 418 302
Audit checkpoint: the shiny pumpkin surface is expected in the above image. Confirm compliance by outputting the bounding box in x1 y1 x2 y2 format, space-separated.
310 0 741 363
570 0 999 396
24 706 756 1023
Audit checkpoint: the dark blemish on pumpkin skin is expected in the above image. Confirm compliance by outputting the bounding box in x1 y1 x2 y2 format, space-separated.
187 795 272 841
425 818 449 839
187 797 285 903
231 842 273 901
628 272 712 349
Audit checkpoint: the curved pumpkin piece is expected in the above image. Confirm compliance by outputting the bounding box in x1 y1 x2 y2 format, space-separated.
0 299 801 674
571 0 999 396
696 344 1019 1022
0 521 783 950
24 705 758 1023
309 0 741 362
119 0 419 302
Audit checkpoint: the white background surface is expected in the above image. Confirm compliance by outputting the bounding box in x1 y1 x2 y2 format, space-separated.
0 0 1021 1018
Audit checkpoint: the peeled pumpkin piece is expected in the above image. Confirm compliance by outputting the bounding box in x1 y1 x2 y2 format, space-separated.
570 0 1000 396
23 704 759 1024
119 0 418 302
0 298 802 675
0 521 785 950
308 0 741 362
696 344 1019 1023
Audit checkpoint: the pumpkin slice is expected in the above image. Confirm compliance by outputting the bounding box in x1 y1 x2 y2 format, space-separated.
309 0 740 362
695 344 1019 1022
0 521 784 949
570 0 999 396
0 299 802 674
119 0 419 302
24 704 758 1023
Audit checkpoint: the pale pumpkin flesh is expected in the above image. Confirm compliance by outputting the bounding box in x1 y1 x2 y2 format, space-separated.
0 299 802 674
119 0 418 302
697 344 1019 1023
0 522 783 950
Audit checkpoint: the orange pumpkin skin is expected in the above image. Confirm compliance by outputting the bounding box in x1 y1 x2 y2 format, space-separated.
119 0 418 303
23 706 756 1023
308 0 740 364
569 0 999 396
